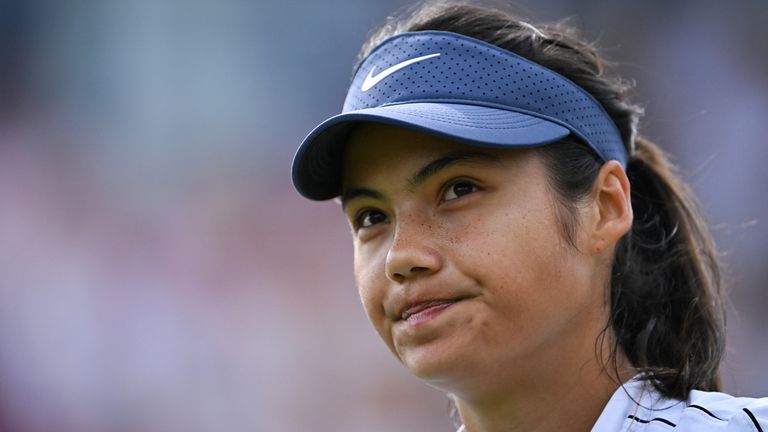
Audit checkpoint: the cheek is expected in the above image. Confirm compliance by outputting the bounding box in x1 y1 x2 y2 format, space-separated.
458 199 554 269
505 216 597 337
457 198 587 317
353 245 392 339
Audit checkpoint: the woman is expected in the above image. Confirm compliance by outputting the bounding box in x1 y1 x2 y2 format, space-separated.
291 2 767 431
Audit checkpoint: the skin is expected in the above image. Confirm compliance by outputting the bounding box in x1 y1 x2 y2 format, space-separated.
341 123 634 432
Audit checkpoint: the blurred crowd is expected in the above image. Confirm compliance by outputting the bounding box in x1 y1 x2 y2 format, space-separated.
0 0 766 431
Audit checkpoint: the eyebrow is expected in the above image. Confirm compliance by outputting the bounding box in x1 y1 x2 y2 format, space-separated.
408 151 502 187
340 188 385 210
341 150 502 209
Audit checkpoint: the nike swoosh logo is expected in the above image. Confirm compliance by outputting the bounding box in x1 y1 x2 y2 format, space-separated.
361 53 441 92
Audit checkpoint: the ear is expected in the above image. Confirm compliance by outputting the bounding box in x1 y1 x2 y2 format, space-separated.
586 160 633 254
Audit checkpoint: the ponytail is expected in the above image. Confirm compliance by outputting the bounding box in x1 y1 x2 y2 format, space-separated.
610 137 725 398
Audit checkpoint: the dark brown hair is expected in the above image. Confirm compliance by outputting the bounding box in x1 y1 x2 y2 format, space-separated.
356 1 725 400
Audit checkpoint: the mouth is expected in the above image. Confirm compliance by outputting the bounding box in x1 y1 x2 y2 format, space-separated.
400 299 460 324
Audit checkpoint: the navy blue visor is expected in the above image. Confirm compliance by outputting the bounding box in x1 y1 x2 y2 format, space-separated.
292 30 626 200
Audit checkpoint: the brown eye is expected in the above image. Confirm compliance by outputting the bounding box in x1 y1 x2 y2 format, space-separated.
357 209 388 229
443 181 478 201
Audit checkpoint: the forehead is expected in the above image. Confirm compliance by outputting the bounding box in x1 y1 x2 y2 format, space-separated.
345 123 472 161
342 123 504 184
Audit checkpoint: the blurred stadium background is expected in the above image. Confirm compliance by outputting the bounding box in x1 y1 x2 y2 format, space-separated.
0 0 766 431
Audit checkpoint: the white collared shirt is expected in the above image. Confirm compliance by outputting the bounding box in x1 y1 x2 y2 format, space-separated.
456 377 767 431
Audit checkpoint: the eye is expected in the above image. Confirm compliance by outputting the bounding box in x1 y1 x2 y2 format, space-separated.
355 208 388 229
443 180 479 202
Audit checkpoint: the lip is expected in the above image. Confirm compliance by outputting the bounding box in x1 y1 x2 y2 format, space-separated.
400 299 459 323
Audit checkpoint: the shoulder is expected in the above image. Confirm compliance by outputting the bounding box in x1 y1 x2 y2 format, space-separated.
592 377 768 432
679 389 768 431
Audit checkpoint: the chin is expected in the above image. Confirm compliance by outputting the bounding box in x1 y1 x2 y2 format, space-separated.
397 337 472 387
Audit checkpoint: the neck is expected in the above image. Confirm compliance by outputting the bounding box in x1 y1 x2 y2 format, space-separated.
452 341 633 432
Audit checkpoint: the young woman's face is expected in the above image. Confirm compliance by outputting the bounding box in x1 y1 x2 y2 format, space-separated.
341 123 611 395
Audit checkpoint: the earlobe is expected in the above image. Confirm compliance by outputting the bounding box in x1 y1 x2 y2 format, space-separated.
589 160 633 254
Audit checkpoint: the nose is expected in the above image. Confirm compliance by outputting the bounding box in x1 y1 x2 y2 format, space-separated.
385 219 443 284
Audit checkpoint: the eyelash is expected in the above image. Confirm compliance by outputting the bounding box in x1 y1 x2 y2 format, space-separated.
441 179 480 202
354 208 388 230
352 179 481 231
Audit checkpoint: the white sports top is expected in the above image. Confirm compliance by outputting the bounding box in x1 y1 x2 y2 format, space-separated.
456 376 767 431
